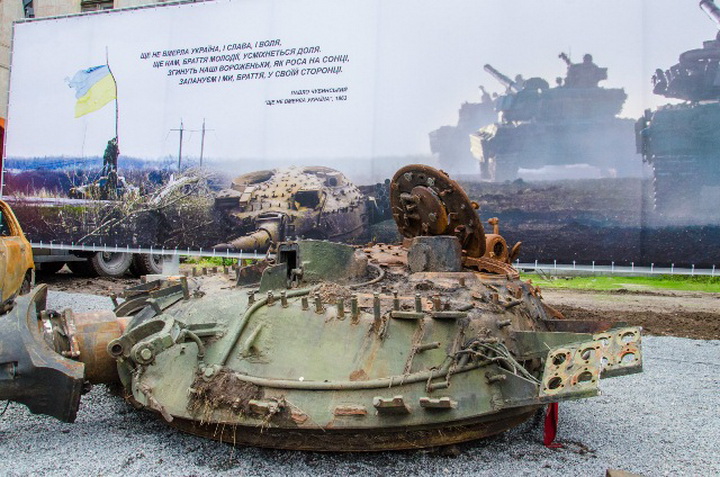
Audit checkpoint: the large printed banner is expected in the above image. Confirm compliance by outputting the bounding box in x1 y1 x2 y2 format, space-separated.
3 0 719 266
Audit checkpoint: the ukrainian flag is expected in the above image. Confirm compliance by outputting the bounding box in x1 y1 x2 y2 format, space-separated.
68 65 116 118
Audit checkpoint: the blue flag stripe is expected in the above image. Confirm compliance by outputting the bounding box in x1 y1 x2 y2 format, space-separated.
68 65 112 99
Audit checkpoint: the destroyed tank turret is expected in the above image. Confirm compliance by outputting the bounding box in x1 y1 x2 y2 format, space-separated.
635 0 720 215
471 57 639 181
0 165 642 451
213 166 370 252
429 85 497 174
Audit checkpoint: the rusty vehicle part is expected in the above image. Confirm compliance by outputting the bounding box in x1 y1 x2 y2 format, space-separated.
470 57 639 181
213 166 369 252
635 0 720 214
0 165 642 451
0 199 34 310
0 285 125 421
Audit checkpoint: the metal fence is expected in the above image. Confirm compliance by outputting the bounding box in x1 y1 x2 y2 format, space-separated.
517 260 717 277
32 242 718 277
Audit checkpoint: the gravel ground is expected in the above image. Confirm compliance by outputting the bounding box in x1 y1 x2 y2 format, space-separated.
0 291 717 476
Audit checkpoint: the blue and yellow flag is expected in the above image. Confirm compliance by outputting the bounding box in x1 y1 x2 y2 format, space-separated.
68 65 116 118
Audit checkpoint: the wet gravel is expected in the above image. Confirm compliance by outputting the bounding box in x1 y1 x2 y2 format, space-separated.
0 291 717 476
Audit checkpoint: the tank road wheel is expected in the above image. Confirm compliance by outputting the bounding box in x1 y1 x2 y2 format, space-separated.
89 252 133 277
130 254 164 277
67 259 98 277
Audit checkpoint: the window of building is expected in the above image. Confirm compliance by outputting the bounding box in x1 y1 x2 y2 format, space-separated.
81 0 115 12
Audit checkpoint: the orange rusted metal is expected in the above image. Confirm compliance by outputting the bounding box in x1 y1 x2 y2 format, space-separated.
69 311 127 384
0 200 34 307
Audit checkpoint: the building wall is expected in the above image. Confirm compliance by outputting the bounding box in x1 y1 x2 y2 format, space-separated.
33 0 81 17
0 0 25 120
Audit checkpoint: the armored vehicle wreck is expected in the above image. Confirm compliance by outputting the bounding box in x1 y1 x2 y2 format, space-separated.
429 86 497 174
471 56 638 181
213 166 370 252
636 0 720 214
0 165 642 451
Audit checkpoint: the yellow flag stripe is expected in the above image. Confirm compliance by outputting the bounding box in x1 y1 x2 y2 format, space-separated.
74 73 116 118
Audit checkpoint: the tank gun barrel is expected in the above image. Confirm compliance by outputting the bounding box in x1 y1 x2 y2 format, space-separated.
700 0 720 28
483 64 519 93
214 216 283 252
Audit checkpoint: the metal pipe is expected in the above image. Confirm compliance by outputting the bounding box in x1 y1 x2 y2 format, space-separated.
700 0 720 28
223 358 493 391
217 286 315 366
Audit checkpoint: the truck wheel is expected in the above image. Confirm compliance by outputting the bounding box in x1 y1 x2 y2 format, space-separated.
67 260 98 277
130 254 164 277
90 252 133 277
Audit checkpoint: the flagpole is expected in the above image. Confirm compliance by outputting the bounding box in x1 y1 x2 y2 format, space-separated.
105 47 119 142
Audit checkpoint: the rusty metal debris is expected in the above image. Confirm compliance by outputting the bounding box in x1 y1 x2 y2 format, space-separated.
0 164 642 451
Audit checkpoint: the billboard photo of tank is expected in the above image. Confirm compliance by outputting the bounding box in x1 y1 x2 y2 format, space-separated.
469 54 640 181
428 86 496 174
636 0 720 216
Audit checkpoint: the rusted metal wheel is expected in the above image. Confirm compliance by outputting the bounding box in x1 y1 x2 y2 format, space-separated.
390 164 485 257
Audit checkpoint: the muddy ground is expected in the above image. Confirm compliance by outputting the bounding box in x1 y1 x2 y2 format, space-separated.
541 288 720 341
458 177 720 268
37 271 720 341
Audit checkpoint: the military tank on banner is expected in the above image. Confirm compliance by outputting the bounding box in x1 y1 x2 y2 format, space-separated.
429 86 497 174
636 0 720 215
213 166 380 252
0 165 642 451
471 56 638 181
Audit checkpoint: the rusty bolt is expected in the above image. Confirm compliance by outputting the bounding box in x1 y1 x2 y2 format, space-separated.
139 348 153 361
314 293 324 314
432 294 442 311
351 294 359 318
